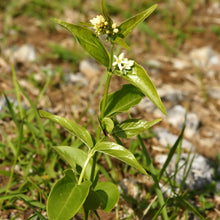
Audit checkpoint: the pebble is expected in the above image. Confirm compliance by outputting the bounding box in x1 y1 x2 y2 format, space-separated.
208 87 220 99
171 58 191 70
5 44 36 63
167 105 200 138
79 59 100 80
155 153 214 191
154 127 195 152
65 72 88 86
146 59 162 68
137 97 157 113
119 178 140 200
190 46 220 67
0 96 28 113
158 86 184 105
0 96 6 113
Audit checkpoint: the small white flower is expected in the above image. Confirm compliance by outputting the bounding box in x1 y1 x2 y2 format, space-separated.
113 28 119 34
113 53 126 71
90 15 105 27
112 23 117 29
124 59 134 70
113 53 134 72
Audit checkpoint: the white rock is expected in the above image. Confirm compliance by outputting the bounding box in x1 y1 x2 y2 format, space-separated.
155 153 214 191
154 127 195 151
66 72 88 86
137 97 156 113
5 44 36 63
119 178 140 200
79 59 99 80
167 105 200 138
146 59 162 68
208 87 220 99
190 46 220 67
157 85 184 105
171 58 191 70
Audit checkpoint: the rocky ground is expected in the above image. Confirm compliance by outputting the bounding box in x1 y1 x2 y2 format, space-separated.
1 0 220 219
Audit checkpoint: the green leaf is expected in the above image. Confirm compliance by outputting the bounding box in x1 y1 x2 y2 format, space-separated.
95 182 119 213
52 18 110 67
112 118 161 138
113 37 131 50
84 190 101 211
54 146 99 180
39 110 94 148
102 117 114 133
117 62 167 115
101 0 113 25
119 4 157 38
47 169 91 220
93 142 147 175
100 84 144 117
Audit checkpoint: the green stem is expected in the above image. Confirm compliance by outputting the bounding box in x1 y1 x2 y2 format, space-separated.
100 43 114 119
100 74 112 119
97 43 114 140
78 151 93 185
137 135 168 220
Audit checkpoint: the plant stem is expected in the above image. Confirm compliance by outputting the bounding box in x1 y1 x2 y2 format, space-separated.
78 151 93 185
92 43 114 182
137 135 169 220
97 43 114 140
100 74 112 119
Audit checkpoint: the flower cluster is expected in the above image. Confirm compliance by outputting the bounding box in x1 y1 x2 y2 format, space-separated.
113 53 134 74
90 15 119 36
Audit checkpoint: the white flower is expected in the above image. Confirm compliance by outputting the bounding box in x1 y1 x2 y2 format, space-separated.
90 15 105 27
112 23 117 29
113 53 134 72
113 53 126 71
124 59 134 70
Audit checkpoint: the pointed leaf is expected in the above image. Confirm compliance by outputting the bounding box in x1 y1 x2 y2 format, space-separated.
94 142 147 175
119 4 157 38
100 84 144 117
101 0 113 25
113 37 131 50
95 182 119 213
54 146 99 180
47 169 91 220
112 118 161 138
39 110 94 148
84 190 101 211
102 117 114 133
117 62 167 115
52 18 110 67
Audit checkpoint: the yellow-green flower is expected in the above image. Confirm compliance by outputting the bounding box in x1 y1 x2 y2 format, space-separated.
90 15 119 37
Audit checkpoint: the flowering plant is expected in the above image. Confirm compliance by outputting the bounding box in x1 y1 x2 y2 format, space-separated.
39 1 168 219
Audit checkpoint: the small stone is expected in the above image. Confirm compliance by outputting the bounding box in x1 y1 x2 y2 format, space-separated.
171 58 191 70
158 86 184 105
154 127 195 151
146 59 162 68
190 46 220 67
216 182 220 193
137 97 156 113
167 105 200 138
65 72 88 86
0 96 6 113
79 59 100 80
208 87 220 99
5 44 37 63
155 153 214 191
